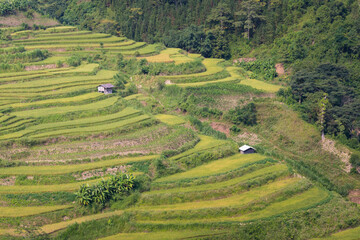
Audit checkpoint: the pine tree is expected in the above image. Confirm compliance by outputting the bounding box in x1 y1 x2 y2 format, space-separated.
234 0 264 40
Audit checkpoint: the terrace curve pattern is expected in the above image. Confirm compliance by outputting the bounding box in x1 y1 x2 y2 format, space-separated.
0 26 347 240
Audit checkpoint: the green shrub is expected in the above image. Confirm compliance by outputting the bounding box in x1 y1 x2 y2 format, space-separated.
66 54 82 67
225 103 257 126
75 174 135 206
350 153 360 168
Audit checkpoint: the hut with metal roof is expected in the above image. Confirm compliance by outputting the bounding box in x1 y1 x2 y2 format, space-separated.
239 145 256 154
98 84 114 94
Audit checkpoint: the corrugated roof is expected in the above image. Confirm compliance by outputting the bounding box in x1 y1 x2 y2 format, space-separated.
99 84 115 88
239 145 255 151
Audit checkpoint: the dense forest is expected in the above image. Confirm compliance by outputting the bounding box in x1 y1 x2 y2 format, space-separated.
2 0 360 148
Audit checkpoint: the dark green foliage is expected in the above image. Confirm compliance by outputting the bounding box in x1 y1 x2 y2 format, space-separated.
66 54 82 67
0 159 17 167
188 116 227 140
226 103 257 126
237 60 277 81
350 153 360 173
75 174 135 206
0 49 48 64
113 73 128 90
230 125 241 133
287 63 360 148
0 0 37 16
0 46 25 54
110 192 140 210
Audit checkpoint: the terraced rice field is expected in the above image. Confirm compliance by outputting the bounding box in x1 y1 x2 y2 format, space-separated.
0 205 72 217
154 114 186 125
0 27 347 240
169 135 229 161
156 153 267 182
0 155 157 175
138 48 196 64
0 178 109 194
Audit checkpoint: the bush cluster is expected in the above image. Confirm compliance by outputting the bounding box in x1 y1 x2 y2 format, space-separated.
75 174 135 206
225 103 257 126
237 60 277 81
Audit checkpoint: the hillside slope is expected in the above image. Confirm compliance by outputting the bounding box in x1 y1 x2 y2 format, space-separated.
0 26 359 240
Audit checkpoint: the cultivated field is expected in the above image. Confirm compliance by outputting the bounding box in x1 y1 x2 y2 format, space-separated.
0 26 358 240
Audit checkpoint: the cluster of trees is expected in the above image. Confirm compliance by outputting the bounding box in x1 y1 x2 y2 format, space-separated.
225 103 257 126
279 64 360 148
75 174 135 206
237 59 277 81
0 49 48 64
36 0 359 65
0 46 25 54
0 0 36 16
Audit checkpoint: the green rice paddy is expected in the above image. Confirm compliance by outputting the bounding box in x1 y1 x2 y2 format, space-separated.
157 153 266 182
0 27 340 240
0 205 72 217
0 155 158 175
13 97 118 118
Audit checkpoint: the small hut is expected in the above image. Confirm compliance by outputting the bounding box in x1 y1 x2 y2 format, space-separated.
239 145 256 154
98 84 114 94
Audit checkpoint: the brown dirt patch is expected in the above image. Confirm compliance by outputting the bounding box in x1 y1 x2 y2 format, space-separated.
210 122 230 137
0 176 15 186
233 132 261 146
275 63 285 76
322 138 351 173
0 12 58 27
49 48 67 52
74 166 127 181
233 58 256 64
25 64 56 71
25 63 69 71
349 190 360 204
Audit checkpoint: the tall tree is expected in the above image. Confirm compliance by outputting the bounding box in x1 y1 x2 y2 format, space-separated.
206 2 233 32
206 2 232 59
234 0 265 40
318 93 330 141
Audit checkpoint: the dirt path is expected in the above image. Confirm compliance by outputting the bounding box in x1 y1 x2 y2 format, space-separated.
322 138 351 173
349 189 360 204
